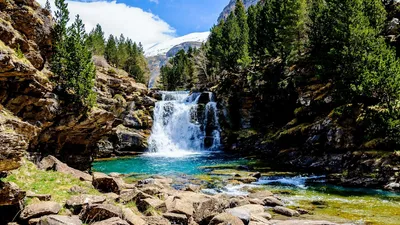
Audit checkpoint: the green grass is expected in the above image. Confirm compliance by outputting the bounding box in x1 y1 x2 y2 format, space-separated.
1 159 100 204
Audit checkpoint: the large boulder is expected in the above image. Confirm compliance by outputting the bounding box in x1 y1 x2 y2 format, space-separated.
38 156 92 181
262 197 284 207
39 215 82 225
165 197 194 217
20 201 61 220
225 208 250 224
79 204 123 222
174 191 226 223
0 182 25 223
138 198 166 214
226 204 265 225
0 181 25 206
209 213 245 225
92 172 123 194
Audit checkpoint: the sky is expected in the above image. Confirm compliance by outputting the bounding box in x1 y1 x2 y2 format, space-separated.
37 0 228 46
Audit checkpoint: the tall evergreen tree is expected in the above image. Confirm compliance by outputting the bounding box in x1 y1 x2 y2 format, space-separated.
257 0 306 64
86 24 105 56
234 0 251 67
64 15 96 107
105 35 118 66
247 4 261 63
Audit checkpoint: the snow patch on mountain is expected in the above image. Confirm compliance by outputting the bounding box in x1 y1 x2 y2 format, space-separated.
144 32 210 57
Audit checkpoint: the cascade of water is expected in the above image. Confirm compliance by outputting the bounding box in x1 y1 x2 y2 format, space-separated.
147 91 220 156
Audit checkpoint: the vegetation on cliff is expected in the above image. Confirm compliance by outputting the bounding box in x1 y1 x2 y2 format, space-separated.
203 0 400 150
51 0 96 107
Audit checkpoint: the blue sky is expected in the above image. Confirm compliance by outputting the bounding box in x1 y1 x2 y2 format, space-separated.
120 0 228 36
38 0 228 45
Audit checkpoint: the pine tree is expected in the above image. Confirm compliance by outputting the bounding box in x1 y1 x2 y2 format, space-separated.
45 0 51 12
234 0 251 68
117 34 128 68
51 0 69 86
247 4 261 63
221 13 241 70
207 21 225 73
257 0 306 64
105 35 118 66
64 15 96 107
86 24 105 56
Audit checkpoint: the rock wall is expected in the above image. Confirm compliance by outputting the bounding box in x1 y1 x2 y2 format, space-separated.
0 0 156 171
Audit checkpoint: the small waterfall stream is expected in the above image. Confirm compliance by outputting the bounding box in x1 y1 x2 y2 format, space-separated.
147 91 221 156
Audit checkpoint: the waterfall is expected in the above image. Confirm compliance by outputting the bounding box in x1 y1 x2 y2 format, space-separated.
147 91 220 156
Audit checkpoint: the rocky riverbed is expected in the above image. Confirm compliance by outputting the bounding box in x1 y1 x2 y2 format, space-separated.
3 155 399 225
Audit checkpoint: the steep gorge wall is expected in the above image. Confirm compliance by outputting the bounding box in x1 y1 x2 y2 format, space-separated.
0 0 156 171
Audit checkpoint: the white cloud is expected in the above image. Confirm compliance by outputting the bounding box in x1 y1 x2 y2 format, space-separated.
37 0 175 46
149 0 159 4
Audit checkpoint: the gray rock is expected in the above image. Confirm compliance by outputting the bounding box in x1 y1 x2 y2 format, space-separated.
39 215 82 225
122 208 146 225
38 156 92 182
262 197 284 207
92 172 123 194
26 191 51 201
20 201 61 220
255 212 272 220
248 190 273 199
143 216 171 225
209 213 245 225
226 207 251 224
138 198 166 214
166 198 194 217
65 195 106 213
68 186 87 194
79 204 123 222
163 213 188 225
272 206 300 217
92 217 129 225
251 214 271 224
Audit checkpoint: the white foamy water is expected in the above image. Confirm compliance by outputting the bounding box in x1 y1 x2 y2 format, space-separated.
254 175 325 189
147 91 221 157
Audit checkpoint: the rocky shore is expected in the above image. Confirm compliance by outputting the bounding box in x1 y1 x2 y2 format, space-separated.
1 155 351 225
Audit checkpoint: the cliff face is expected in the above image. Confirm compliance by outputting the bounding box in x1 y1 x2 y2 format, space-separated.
0 0 155 171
